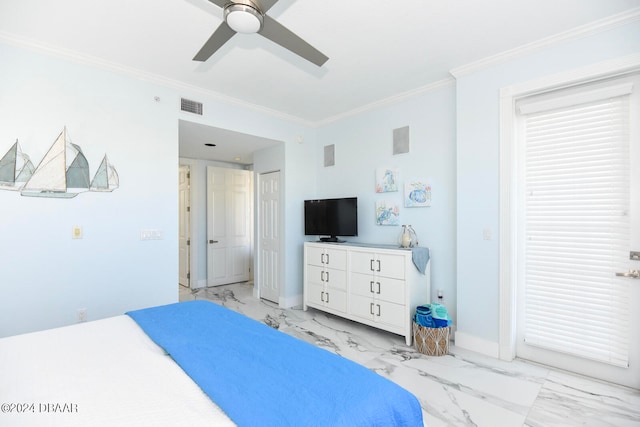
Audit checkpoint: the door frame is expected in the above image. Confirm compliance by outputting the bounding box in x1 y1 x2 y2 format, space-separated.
178 164 191 288
178 158 202 288
498 54 640 361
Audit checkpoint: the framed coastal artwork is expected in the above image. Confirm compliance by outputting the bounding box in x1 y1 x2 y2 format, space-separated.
375 167 399 193
375 200 400 226
405 180 431 207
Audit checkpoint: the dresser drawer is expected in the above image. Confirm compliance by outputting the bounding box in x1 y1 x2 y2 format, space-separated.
350 272 405 305
306 265 347 291
350 294 405 329
350 251 406 280
306 245 347 270
307 282 347 313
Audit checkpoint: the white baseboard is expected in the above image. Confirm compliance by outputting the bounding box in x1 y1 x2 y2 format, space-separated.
280 294 303 309
192 280 207 289
454 331 500 358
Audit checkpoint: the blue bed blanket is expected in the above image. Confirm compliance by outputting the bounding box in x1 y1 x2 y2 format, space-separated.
127 300 423 427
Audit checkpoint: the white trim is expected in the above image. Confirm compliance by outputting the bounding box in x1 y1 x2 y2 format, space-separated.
498 54 640 363
279 294 303 309
4 6 638 128
501 53 640 99
499 87 517 361
517 82 634 114
0 30 453 128
451 8 640 79
0 32 314 128
179 157 201 290
315 78 455 126
254 172 263 302
454 331 500 358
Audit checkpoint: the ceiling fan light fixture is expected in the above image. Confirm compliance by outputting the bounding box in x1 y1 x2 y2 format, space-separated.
225 4 263 34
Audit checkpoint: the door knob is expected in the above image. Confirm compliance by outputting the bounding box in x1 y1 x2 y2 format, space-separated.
615 269 640 278
209 240 218 244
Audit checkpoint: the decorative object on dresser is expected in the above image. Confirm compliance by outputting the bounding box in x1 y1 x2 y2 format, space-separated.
303 242 431 346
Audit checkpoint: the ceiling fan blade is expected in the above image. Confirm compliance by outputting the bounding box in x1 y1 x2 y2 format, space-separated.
208 0 228 8
256 0 279 13
193 22 236 62
259 15 328 67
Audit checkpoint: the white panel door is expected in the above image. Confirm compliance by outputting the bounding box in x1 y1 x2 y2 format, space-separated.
516 74 640 388
207 167 252 286
258 171 280 303
178 165 190 288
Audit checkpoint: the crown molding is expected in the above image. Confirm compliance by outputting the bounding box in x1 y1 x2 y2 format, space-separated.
0 31 315 128
315 77 456 127
450 7 640 79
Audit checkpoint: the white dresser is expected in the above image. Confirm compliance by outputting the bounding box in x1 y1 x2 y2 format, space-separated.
303 242 430 346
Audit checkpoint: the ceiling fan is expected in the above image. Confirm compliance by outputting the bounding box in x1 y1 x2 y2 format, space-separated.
193 0 329 67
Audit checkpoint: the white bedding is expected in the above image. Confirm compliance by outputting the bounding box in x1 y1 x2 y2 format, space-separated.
0 315 236 426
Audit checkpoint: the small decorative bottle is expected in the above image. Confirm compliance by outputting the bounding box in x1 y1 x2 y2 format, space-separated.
400 225 412 248
407 225 418 247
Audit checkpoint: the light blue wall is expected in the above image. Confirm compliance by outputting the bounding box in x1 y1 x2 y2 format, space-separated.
455 21 640 346
280 134 318 303
316 83 458 320
4 17 636 344
0 42 315 337
0 43 179 336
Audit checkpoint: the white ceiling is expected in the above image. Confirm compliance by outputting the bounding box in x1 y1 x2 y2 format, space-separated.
2 0 639 163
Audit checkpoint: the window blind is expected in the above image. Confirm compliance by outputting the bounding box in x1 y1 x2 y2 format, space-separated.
522 92 631 367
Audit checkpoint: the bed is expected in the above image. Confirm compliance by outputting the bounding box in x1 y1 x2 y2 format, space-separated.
0 300 423 426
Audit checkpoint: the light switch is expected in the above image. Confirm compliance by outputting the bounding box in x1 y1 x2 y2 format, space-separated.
72 226 83 239
482 227 492 241
140 229 163 240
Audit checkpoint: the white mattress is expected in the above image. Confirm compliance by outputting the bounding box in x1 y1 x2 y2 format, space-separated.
0 315 236 426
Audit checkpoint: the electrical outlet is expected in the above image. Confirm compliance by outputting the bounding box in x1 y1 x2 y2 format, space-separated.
77 308 87 323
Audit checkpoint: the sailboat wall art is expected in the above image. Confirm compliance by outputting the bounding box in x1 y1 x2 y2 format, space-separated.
0 127 119 199
0 140 35 190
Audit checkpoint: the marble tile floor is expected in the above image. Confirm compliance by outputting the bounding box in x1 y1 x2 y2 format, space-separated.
179 283 640 427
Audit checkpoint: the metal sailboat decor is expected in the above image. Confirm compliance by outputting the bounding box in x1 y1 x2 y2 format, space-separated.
0 140 35 190
0 127 118 198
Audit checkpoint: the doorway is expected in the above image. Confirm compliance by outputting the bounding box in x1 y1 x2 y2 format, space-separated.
179 164 191 288
500 64 640 389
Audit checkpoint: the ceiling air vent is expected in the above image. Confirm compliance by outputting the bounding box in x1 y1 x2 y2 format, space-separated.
181 98 203 115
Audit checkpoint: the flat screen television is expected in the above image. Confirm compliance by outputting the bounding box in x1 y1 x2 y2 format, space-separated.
304 197 357 243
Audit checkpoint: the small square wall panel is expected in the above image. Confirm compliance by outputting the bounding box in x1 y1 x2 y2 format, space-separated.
393 126 410 155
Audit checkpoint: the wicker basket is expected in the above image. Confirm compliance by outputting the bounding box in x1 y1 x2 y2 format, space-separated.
413 322 450 356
